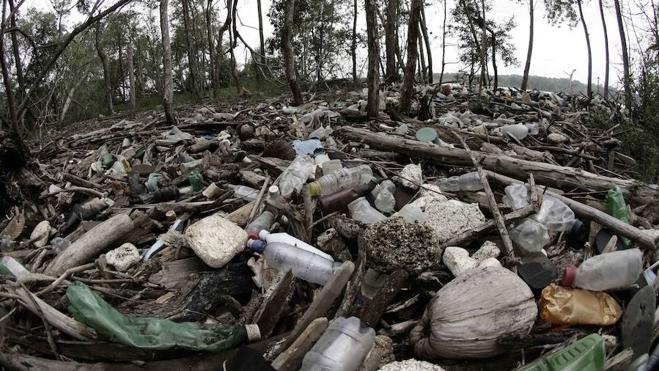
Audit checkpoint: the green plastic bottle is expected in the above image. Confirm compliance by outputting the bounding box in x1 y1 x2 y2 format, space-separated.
517 334 605 371
606 185 631 247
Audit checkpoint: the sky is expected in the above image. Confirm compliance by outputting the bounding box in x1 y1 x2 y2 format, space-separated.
25 0 640 86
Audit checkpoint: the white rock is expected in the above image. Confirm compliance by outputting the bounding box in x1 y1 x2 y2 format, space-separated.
418 184 449 202
422 200 487 242
397 164 423 189
30 221 51 248
379 359 446 371
443 246 478 277
185 214 247 268
547 133 568 144
472 241 500 262
477 257 502 269
105 243 140 272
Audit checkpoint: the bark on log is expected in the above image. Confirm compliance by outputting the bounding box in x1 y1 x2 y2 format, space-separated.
45 214 135 276
338 127 656 205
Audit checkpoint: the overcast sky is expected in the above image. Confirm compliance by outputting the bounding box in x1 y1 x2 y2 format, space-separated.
27 0 639 86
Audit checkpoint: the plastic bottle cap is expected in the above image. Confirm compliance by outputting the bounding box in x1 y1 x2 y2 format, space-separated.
258 230 269 240
244 324 261 342
247 239 266 253
562 266 577 286
247 231 259 241
308 182 321 197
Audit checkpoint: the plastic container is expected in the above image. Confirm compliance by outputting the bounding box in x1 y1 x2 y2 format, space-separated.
371 180 396 213
606 186 630 246
348 197 386 224
279 155 315 198
301 317 375 371
509 219 550 255
562 248 643 291
248 242 340 285
436 172 483 192
245 211 275 240
503 183 529 210
256 230 333 261
500 123 529 140
308 165 373 197
517 334 605 371
318 181 376 214
533 195 575 232
228 184 259 202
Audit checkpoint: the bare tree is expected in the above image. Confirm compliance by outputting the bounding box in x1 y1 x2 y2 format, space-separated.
181 0 199 97
282 0 303 105
365 0 379 117
257 0 265 65
384 0 398 83
205 0 215 96
520 0 534 90
7 0 23 97
420 2 433 83
127 41 136 108
95 22 114 114
576 0 593 98
160 0 175 124
439 0 448 85
613 0 632 110
399 0 422 114
352 0 358 83
597 0 609 98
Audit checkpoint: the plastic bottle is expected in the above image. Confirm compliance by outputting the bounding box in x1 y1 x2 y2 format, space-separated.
248 242 340 285
540 284 622 326
320 160 343 175
606 186 631 246
256 230 333 261
509 219 550 255
308 165 373 197
503 183 529 210
534 195 575 232
51 237 71 251
318 181 376 214
301 317 375 371
347 197 386 224
371 180 396 213
279 156 315 198
228 184 259 202
500 123 529 140
245 211 276 240
517 333 605 371
435 171 483 192
562 248 643 291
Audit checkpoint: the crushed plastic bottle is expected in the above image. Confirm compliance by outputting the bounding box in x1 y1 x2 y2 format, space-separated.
540 284 622 326
245 211 276 240
301 317 375 371
371 180 396 213
562 248 643 291
503 183 529 210
500 123 529 140
318 181 376 214
348 197 386 224
436 172 483 192
509 219 550 255
534 195 575 232
248 242 340 285
308 165 373 197
228 184 259 202
517 333 605 371
256 230 333 261
279 155 315 198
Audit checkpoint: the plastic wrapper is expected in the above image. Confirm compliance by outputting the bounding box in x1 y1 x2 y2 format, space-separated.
540 284 623 326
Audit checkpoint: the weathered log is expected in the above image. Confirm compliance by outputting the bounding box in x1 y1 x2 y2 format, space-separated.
45 214 135 276
338 126 656 205
271 317 329 371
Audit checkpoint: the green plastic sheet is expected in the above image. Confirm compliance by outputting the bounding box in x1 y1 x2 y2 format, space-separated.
606 186 631 247
67 282 247 352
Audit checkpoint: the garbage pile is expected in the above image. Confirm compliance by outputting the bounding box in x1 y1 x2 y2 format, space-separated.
1 85 658 371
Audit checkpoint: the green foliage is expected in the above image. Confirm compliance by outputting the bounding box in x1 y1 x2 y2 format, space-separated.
543 0 579 27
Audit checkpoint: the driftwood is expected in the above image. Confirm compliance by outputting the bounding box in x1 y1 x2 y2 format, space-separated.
338 126 657 204
45 213 135 275
271 317 329 371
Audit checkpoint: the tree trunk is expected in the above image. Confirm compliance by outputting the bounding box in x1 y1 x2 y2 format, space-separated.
160 0 175 124
364 0 380 117
127 42 136 108
417 31 426 83
59 75 87 124
7 0 23 97
282 0 303 105
479 0 487 91
384 0 397 83
614 0 632 111
439 0 447 85
490 30 498 90
399 0 421 114
257 0 265 73
94 23 114 114
577 0 593 98
419 3 433 83
598 0 609 99
0 0 18 132
460 0 483 90
316 1 324 83
521 0 534 90
217 0 233 92
351 0 358 83
181 0 199 97
205 0 216 96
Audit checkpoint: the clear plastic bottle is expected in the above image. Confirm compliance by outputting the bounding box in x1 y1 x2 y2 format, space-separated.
320 160 343 175
227 184 259 201
503 183 529 210
308 165 373 197
562 248 643 291
534 195 575 232
301 317 376 371
256 230 334 261
371 180 396 213
245 211 276 240
248 242 340 285
510 218 550 255
436 171 483 192
500 123 529 140
279 156 315 198
348 197 386 224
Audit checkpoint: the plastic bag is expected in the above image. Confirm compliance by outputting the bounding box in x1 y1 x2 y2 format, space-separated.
67 282 252 352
